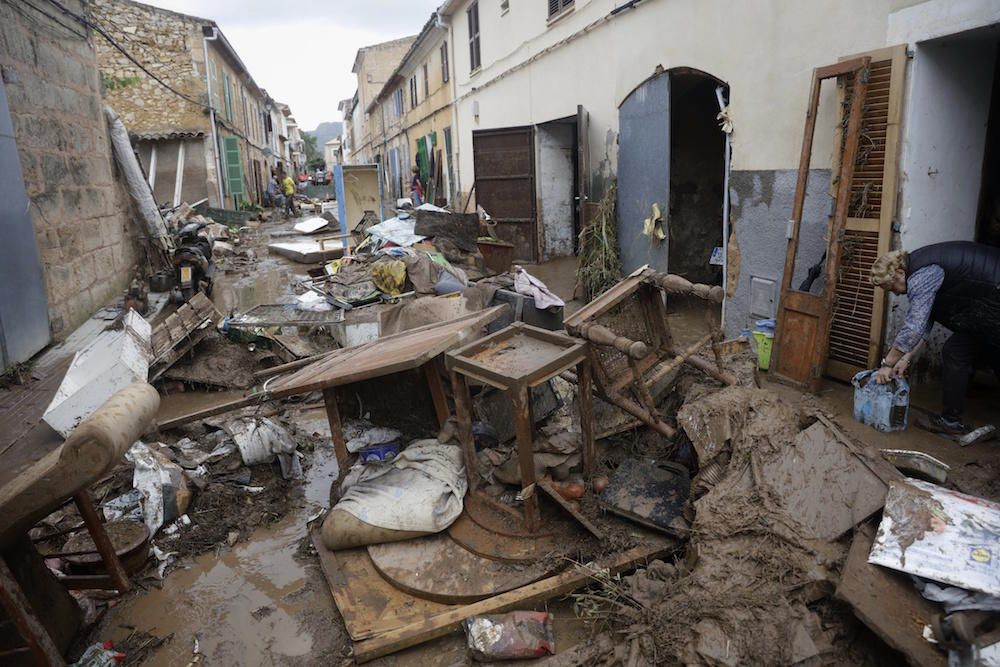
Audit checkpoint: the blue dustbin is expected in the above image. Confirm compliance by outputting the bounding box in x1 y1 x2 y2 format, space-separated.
852 370 909 433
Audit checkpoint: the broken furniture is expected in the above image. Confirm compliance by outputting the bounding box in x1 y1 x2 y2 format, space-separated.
446 323 594 532
563 267 734 439
770 56 874 389
599 458 690 535
225 303 345 329
148 293 221 382
311 527 672 663
267 306 508 468
0 384 160 666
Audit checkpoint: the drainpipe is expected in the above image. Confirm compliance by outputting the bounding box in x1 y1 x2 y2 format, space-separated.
203 26 226 208
716 85 731 329
437 10 462 203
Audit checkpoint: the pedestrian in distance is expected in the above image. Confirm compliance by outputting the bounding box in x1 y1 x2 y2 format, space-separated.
410 165 424 206
281 172 297 216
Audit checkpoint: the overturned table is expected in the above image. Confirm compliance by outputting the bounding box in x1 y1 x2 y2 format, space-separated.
267 306 507 468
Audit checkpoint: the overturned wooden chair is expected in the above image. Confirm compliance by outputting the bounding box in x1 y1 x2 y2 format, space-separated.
564 267 736 438
0 383 159 666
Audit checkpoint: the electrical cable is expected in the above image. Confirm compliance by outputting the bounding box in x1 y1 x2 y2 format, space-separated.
39 0 271 154
3 0 87 40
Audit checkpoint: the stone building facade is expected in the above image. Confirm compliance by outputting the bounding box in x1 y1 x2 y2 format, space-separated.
351 36 417 164
0 0 140 342
92 0 281 209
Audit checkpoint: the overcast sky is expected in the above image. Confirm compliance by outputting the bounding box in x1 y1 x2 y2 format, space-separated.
140 0 440 131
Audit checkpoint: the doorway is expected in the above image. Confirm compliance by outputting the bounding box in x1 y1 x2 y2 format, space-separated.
618 68 728 342
977 42 1000 247
535 116 577 260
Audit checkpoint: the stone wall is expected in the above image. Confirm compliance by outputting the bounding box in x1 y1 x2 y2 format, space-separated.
0 0 140 337
91 0 209 136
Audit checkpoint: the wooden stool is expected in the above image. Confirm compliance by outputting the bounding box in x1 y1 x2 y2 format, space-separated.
446 323 594 532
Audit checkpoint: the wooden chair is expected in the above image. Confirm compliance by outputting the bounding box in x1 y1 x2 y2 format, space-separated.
0 384 159 666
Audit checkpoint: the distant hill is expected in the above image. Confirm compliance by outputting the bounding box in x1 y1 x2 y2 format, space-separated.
307 121 343 147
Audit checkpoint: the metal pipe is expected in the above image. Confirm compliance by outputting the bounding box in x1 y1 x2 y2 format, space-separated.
716 85 731 329
203 26 226 208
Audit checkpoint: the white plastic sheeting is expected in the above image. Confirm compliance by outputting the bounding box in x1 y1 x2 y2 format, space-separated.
335 441 467 533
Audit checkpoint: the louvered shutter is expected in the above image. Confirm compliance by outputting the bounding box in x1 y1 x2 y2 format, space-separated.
223 135 244 198
826 45 907 380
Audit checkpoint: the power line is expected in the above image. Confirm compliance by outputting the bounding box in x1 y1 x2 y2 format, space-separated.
39 0 272 154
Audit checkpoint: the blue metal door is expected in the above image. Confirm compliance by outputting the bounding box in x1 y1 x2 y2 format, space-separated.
0 78 50 369
617 73 670 274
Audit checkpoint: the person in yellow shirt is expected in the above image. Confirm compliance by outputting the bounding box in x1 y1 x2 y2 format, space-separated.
281 173 296 216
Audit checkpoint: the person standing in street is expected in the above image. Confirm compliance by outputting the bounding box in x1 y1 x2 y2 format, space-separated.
281 172 297 216
265 173 279 208
870 241 1000 435
410 165 424 206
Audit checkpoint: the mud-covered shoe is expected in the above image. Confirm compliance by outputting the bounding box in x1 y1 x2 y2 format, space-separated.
917 414 971 436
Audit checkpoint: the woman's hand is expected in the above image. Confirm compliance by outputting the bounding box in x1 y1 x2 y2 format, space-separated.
876 366 894 384
893 353 912 377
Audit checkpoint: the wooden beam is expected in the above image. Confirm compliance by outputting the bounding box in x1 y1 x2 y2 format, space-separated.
0 557 65 666
156 393 271 431
450 371 478 492
323 388 349 467
352 540 672 663
423 359 450 429
73 491 129 593
537 480 603 540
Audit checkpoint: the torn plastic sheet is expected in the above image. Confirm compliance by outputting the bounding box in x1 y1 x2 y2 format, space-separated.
126 442 191 536
223 417 303 480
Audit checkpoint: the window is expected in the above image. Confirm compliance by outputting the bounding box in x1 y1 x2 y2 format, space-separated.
423 62 429 98
222 72 233 121
409 75 418 107
467 2 481 72
393 88 404 118
548 0 573 19
440 42 449 83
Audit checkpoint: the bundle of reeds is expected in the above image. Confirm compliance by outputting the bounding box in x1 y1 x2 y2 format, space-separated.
577 180 623 302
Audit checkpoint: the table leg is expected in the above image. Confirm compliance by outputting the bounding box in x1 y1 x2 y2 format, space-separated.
423 359 450 429
323 387 349 468
577 356 595 480
73 491 129 593
450 371 478 491
511 385 540 532
0 556 65 666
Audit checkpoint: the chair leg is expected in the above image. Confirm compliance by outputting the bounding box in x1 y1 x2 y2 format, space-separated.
73 491 130 594
0 556 65 666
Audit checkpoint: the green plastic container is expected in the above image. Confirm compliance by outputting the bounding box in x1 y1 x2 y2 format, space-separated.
752 331 773 370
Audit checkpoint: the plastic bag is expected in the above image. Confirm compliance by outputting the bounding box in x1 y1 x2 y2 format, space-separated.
71 641 125 666
464 611 555 661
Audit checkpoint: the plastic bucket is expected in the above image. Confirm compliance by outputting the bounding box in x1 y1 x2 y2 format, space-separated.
752 331 773 370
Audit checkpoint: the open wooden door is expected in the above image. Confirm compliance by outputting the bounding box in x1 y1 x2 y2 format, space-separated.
771 58 870 391
826 45 908 381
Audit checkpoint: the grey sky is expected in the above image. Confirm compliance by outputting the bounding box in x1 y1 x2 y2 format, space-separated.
140 0 441 131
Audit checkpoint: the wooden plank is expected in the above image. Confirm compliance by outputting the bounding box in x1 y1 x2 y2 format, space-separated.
835 524 946 667
511 385 540 532
577 355 595 479
450 371 479 492
0 557 65 666
423 359 450 429
563 271 645 330
268 306 507 398
309 532 453 642
352 539 672 663
323 388 348 467
156 392 266 431
537 480 603 540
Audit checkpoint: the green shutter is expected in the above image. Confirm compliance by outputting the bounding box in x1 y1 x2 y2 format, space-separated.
223 135 243 198
222 72 233 120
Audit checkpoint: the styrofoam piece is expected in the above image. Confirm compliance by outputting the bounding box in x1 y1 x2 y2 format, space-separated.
43 310 151 437
293 217 330 234
267 240 345 263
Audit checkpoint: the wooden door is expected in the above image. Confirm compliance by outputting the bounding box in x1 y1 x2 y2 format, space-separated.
826 45 908 381
575 104 590 250
771 58 870 390
473 127 537 261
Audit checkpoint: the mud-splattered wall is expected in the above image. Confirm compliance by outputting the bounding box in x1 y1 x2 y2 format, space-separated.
725 170 833 338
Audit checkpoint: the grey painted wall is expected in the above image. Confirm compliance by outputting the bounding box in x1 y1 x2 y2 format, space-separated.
724 168 834 338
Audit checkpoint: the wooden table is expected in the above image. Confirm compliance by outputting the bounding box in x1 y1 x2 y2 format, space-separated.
268 306 507 468
446 323 593 532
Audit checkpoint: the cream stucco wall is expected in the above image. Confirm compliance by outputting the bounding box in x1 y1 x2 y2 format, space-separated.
446 0 895 200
